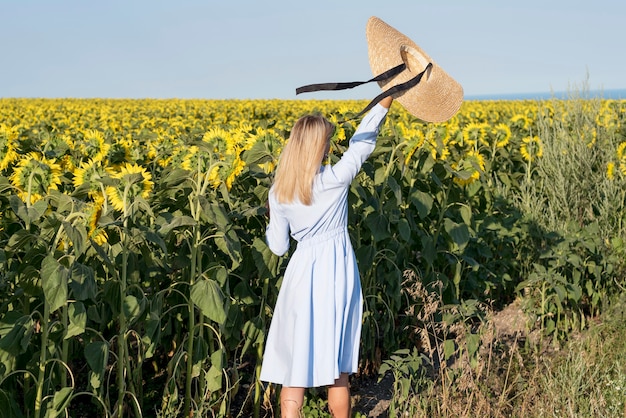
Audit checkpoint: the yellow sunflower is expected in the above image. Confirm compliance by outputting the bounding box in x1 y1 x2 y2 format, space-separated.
107 136 133 167
617 142 626 176
462 122 488 147
453 150 485 186
73 159 108 198
78 129 110 163
105 163 153 212
491 123 512 148
225 154 246 190
403 130 426 166
9 152 62 204
606 162 615 180
0 124 19 171
86 194 108 246
510 114 530 131
520 136 543 162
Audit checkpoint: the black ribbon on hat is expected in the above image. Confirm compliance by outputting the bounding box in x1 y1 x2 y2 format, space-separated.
295 62 432 120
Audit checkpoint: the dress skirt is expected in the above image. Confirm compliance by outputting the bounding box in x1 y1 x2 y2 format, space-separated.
259 227 363 388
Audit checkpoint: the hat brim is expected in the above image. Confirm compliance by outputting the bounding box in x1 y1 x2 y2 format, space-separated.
366 16 464 123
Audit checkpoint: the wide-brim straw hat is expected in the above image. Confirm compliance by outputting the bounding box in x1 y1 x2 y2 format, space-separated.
366 16 464 123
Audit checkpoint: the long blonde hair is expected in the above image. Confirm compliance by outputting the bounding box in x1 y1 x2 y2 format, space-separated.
273 114 335 205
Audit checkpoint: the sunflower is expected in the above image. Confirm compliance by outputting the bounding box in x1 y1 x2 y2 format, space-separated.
0 124 19 171
520 136 543 162
86 194 108 246
147 134 179 168
617 142 626 176
78 129 110 163
107 137 133 168
225 154 246 190
403 130 426 166
453 150 485 186
491 123 512 148
595 107 619 130
73 159 108 198
425 127 451 161
202 127 231 154
462 122 488 148
9 152 62 204
510 114 530 131
105 163 153 213
606 162 616 180
580 124 597 148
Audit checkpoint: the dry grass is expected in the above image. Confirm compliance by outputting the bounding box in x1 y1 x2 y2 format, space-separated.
379 273 626 418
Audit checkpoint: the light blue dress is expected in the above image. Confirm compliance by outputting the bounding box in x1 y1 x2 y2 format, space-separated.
260 104 389 388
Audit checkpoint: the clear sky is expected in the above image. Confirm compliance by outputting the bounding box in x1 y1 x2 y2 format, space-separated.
1 0 624 100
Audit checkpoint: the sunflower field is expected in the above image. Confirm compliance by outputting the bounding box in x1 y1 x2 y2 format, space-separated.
0 96 625 417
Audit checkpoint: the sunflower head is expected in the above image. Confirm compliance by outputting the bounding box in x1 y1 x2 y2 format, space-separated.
453 150 485 186
105 163 153 213
78 129 110 163
0 124 19 172
10 152 62 204
73 159 108 198
491 123 512 148
86 194 108 245
520 136 543 162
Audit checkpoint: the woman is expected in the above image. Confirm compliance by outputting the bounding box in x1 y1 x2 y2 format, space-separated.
260 96 393 418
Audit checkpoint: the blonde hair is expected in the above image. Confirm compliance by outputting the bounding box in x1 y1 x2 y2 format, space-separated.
273 114 335 205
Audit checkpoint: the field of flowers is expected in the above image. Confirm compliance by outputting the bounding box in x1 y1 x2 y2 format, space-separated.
0 97 625 417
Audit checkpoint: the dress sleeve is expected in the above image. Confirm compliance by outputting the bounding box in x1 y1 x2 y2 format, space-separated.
265 191 290 256
327 103 389 185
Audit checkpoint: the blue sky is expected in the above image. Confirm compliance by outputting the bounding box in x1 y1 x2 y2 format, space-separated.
1 0 624 100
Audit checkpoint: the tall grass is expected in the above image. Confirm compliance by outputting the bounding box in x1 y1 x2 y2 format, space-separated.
377 93 626 417
381 285 626 418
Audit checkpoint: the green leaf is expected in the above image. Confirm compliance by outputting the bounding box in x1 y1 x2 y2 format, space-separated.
9 195 47 224
466 333 480 359
444 218 470 251
85 341 109 390
69 263 97 301
420 235 436 266
205 348 225 392
365 212 390 242
443 339 456 361
65 302 86 339
243 139 274 165
251 237 282 279
6 229 36 252
44 387 73 418
214 228 242 270
62 221 87 257
0 313 33 355
397 218 411 242
158 214 196 235
41 255 69 312
204 200 229 229
206 365 223 392
410 190 433 219
191 279 226 324
241 316 265 357
123 295 144 324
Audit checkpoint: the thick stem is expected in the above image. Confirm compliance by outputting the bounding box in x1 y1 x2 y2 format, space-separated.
33 302 50 418
183 226 200 417
117 216 129 418
61 304 69 388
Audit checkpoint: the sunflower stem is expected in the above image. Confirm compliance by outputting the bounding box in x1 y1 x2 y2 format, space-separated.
33 299 50 418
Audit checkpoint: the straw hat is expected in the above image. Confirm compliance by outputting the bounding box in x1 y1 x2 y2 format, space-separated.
366 16 463 123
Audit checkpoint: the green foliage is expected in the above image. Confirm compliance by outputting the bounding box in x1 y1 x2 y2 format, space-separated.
0 97 624 417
